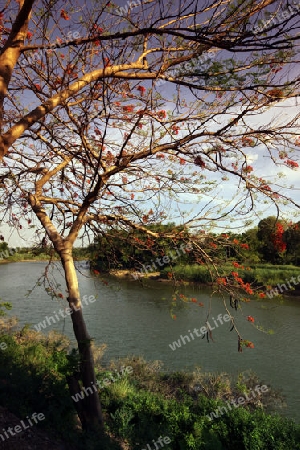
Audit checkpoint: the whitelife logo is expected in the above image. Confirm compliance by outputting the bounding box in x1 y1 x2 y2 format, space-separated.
34 295 96 332
141 435 171 450
0 412 45 443
266 274 300 298
206 384 269 421
132 243 192 280
71 366 133 403
169 313 231 351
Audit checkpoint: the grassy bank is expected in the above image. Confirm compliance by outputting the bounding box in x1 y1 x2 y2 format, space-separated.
0 251 55 262
0 248 88 263
0 317 299 449
160 263 300 290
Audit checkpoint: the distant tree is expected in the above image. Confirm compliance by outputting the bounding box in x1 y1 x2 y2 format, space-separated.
284 222 300 265
241 227 261 263
0 240 8 252
257 216 287 263
92 223 189 271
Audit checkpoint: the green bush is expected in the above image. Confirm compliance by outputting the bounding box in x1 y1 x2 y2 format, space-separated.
0 323 299 450
0 325 77 438
100 359 299 450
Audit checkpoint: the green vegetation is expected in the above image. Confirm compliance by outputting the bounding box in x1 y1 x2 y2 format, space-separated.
160 263 300 289
0 317 299 449
90 217 300 273
0 244 89 262
89 223 189 272
88 216 300 291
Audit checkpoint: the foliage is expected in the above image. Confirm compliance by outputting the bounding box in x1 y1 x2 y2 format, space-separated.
100 358 298 450
91 216 300 275
1 323 298 449
90 223 189 271
257 217 287 264
0 301 12 316
0 327 76 437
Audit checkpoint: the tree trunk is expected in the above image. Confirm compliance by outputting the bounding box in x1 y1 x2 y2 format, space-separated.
60 247 103 431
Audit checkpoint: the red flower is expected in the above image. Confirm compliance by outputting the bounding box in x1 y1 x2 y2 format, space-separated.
27 31 33 39
243 165 254 173
137 85 146 95
247 315 255 323
60 9 70 20
123 105 134 113
191 298 197 303
245 341 255 348
171 125 180 135
93 24 103 34
93 269 100 275
285 159 299 169
259 292 266 298
65 64 73 74
157 110 166 119
194 156 205 168
279 151 287 160
233 261 240 268
104 57 111 67
240 243 249 249
55 76 62 85
242 136 255 147
272 222 286 252
244 284 253 295
261 184 272 191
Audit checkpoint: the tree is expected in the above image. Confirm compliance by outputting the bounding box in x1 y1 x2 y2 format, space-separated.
257 216 287 263
91 223 188 271
240 227 261 263
1 0 300 433
284 221 300 265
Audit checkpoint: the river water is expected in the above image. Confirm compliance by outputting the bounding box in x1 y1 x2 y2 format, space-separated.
1 261 299 422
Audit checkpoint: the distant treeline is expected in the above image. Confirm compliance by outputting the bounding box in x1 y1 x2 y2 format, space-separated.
1 215 299 267
89 216 300 272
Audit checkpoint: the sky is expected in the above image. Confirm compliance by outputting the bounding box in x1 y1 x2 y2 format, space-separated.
0 0 299 248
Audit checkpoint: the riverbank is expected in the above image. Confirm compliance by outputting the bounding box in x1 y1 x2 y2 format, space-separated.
2 258 300 295
107 264 300 295
0 322 299 450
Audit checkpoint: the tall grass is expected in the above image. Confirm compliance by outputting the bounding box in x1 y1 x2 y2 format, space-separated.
161 263 300 288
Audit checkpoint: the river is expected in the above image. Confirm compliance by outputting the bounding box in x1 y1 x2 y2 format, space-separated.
1 261 299 422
